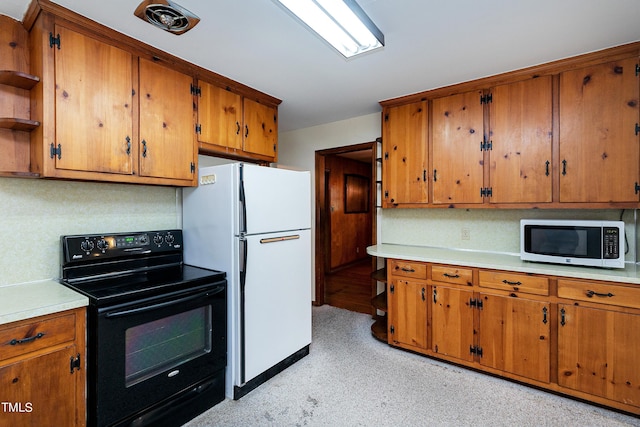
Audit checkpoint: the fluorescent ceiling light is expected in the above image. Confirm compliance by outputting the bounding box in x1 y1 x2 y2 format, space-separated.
275 0 384 58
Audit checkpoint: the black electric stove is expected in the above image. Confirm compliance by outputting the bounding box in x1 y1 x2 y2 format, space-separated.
59 229 227 427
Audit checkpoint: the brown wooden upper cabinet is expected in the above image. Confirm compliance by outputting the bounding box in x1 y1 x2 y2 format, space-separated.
138 58 196 182
431 90 484 205
380 44 640 209
197 83 278 162
489 76 553 204
382 101 428 206
29 21 197 186
559 57 640 203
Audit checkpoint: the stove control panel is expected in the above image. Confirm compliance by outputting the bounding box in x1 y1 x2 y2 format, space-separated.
62 229 183 262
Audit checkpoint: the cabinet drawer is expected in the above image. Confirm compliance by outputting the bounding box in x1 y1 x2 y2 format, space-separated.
389 260 427 279
0 313 76 362
557 279 640 309
431 265 473 286
479 270 549 296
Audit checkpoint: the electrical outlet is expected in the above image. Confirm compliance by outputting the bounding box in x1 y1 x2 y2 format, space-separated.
461 228 470 240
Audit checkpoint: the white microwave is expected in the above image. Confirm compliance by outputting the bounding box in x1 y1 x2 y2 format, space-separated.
520 219 625 269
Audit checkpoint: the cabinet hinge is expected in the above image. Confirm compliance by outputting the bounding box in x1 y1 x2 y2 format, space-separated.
390 284 394 293
49 32 60 49
480 94 492 104
635 123 640 136
469 298 483 309
190 162 195 174
195 124 201 134
384 152 389 160
273 143 277 153
384 190 389 199
636 63 640 76
384 113 389 122
70 353 81 373
190 84 201 96
469 345 483 357
635 182 640 195
480 139 492 151
480 187 492 198
50 143 61 159
390 325 395 334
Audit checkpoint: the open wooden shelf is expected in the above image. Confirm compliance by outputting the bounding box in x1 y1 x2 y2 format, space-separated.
370 267 387 283
371 291 387 312
0 70 40 90
371 314 387 342
0 118 41 131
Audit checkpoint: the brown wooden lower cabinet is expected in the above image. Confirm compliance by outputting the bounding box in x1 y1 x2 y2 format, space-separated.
0 308 86 427
386 258 640 415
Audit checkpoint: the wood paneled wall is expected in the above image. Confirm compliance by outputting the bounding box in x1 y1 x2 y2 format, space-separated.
325 155 372 270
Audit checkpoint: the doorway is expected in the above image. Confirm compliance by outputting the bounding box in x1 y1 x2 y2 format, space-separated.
314 142 377 315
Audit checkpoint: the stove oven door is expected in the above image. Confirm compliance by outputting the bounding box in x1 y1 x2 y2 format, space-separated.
92 281 226 427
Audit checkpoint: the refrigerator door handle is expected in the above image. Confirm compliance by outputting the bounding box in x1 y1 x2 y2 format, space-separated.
239 164 247 234
260 235 300 244
239 235 248 384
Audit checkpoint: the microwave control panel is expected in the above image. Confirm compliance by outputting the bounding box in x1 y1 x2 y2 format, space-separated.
603 227 620 259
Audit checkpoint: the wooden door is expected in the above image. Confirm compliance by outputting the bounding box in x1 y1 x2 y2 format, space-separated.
432 90 484 204
197 81 242 150
382 101 428 205
489 77 553 203
243 98 277 159
478 294 550 382
559 56 640 202
431 285 474 361
558 304 640 406
139 58 195 180
54 25 133 174
388 279 428 350
0 346 78 427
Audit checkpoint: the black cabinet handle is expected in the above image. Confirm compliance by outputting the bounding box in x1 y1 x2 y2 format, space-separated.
542 307 548 324
142 140 148 157
421 288 425 301
236 121 241 135
443 273 460 279
433 169 437 182
400 267 415 273
502 279 522 286
10 332 45 346
560 308 566 326
586 290 614 298
562 159 567 175
545 160 549 176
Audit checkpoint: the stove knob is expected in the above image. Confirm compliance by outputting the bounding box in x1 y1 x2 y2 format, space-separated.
165 233 175 245
80 239 94 252
153 234 164 246
97 239 108 251
139 234 149 245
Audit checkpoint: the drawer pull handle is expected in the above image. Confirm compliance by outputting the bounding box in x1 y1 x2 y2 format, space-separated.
400 267 415 273
10 332 45 346
586 290 614 298
443 273 460 279
502 279 522 286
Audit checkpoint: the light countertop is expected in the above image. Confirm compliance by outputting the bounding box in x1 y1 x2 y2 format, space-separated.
0 280 88 325
367 244 640 285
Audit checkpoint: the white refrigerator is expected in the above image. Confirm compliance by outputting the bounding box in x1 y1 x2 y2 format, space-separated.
182 163 312 399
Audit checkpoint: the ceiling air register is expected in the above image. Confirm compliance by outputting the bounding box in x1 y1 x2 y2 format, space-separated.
134 0 200 35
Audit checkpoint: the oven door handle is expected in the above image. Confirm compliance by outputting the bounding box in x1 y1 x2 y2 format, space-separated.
104 286 224 318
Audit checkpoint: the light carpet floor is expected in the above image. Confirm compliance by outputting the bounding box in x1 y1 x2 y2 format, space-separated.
184 305 639 427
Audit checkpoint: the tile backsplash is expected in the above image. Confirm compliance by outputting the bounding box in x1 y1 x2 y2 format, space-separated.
381 208 637 262
0 178 179 286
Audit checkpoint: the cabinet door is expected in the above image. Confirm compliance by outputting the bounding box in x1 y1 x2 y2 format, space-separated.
382 101 428 205
243 98 277 159
559 57 640 202
139 58 195 180
478 294 550 382
388 279 428 350
0 346 78 427
54 25 133 174
432 90 484 204
489 77 553 203
558 304 640 407
431 285 474 361
197 81 242 150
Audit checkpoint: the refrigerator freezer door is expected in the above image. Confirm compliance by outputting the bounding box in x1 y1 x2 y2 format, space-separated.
241 229 312 383
240 164 311 235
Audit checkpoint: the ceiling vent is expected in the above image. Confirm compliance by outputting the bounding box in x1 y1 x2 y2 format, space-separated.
134 0 200 35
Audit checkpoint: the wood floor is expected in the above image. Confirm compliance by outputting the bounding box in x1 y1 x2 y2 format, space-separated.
324 258 372 315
